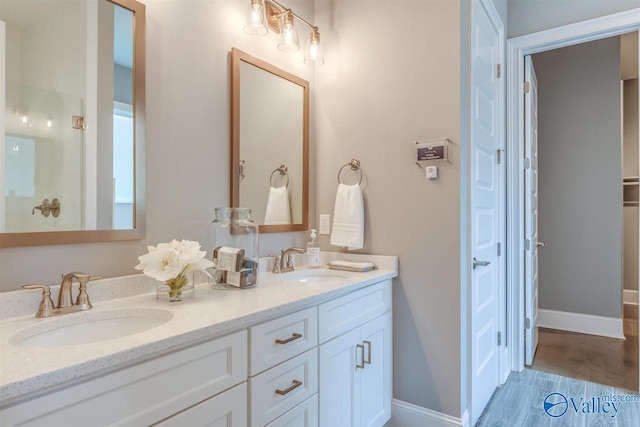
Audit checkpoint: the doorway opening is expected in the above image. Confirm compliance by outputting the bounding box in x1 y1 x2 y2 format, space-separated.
506 10 640 393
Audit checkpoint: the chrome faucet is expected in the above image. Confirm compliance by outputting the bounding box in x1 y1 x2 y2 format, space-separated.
280 247 306 273
23 272 101 318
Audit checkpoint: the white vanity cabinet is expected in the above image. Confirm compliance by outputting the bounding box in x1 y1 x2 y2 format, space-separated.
249 307 318 427
318 280 392 427
0 271 395 427
0 330 248 427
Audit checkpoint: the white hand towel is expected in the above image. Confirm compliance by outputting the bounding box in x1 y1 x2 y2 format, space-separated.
264 186 291 225
330 183 364 250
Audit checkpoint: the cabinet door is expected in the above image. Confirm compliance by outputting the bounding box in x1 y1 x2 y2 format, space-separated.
359 313 392 427
319 328 361 427
154 382 247 427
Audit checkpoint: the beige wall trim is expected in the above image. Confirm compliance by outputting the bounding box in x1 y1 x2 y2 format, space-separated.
388 400 469 427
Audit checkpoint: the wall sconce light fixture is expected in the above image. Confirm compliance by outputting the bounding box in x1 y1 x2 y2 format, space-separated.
243 0 324 65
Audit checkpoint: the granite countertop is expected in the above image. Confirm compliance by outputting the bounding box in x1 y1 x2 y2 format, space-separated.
0 253 397 406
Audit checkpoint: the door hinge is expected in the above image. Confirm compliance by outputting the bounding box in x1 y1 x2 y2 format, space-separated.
497 242 502 257
497 331 502 346
524 239 531 251
497 149 502 165
72 115 86 130
525 317 531 329
524 158 531 170
497 64 502 78
524 81 530 94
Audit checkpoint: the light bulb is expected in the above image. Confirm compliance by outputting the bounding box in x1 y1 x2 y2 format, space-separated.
244 0 268 36
45 119 53 130
19 114 31 127
277 12 299 52
304 29 324 65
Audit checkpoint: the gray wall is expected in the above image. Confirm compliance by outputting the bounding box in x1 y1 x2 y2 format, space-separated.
314 0 462 417
534 37 622 319
0 0 316 290
624 79 639 292
508 0 640 38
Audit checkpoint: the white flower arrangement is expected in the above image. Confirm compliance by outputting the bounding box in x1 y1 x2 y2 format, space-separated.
135 239 214 300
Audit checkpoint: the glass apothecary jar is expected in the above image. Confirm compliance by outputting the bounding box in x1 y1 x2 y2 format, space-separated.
208 208 259 288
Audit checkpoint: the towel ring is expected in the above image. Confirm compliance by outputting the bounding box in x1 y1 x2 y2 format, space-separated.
337 159 363 185
269 164 289 189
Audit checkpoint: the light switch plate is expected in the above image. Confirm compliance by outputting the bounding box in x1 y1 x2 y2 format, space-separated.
426 166 439 179
319 214 331 235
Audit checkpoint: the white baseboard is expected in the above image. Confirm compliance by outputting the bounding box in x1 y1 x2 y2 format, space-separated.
388 400 468 427
537 309 625 339
624 289 638 305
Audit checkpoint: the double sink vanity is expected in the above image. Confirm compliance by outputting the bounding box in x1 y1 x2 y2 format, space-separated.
0 254 397 427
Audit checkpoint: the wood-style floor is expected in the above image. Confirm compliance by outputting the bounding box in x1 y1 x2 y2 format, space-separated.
477 369 640 427
531 305 639 392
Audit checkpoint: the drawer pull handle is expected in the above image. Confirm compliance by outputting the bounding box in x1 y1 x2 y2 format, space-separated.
275 379 303 395
275 333 302 345
364 340 372 365
356 344 365 369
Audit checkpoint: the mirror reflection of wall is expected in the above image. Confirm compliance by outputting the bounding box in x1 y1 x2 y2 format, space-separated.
1 0 136 234
231 48 309 232
238 60 303 225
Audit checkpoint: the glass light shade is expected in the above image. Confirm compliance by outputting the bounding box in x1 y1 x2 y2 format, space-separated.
243 0 268 36
277 12 300 52
304 31 324 65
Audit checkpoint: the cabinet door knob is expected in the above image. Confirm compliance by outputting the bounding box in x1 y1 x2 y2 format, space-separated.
363 340 372 365
275 333 302 345
356 344 365 369
275 379 302 395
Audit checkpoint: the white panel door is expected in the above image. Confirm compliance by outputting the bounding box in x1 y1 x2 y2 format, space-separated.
359 313 392 427
470 0 503 424
524 55 540 366
319 328 361 427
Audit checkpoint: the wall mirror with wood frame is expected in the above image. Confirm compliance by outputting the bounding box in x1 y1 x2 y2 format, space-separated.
0 0 146 247
230 48 309 232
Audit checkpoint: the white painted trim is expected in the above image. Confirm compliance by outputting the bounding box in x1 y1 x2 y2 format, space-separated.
537 308 625 339
389 400 467 427
624 289 639 305
506 8 640 373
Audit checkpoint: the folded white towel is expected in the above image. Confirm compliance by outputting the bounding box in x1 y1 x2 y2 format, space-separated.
330 183 364 250
264 186 291 225
329 260 374 269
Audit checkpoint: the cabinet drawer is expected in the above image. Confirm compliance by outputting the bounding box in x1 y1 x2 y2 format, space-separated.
250 349 318 426
0 330 248 427
154 382 247 427
250 307 318 375
266 394 318 427
318 280 391 343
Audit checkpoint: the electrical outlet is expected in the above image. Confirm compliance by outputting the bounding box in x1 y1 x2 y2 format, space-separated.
319 214 331 235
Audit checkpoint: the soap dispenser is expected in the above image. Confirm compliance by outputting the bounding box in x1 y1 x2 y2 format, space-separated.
307 229 320 268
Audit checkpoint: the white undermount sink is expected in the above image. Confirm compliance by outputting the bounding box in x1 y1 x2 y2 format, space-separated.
11 308 173 347
281 269 351 283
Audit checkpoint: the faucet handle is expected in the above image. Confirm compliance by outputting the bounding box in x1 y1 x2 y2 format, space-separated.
22 285 55 318
268 254 282 274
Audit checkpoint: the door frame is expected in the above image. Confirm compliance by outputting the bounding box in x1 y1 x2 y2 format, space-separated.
506 9 640 371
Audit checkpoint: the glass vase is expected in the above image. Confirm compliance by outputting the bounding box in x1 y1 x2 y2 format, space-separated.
156 272 195 302
208 208 259 288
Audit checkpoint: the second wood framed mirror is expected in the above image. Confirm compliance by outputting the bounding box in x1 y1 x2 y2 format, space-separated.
230 48 309 233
